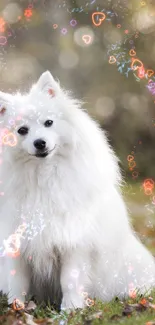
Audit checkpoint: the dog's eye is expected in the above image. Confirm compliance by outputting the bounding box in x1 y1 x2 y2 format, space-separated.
17 126 29 135
44 120 53 127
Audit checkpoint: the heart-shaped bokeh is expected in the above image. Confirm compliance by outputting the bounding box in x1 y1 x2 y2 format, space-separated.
2 132 17 147
82 34 91 44
92 12 106 27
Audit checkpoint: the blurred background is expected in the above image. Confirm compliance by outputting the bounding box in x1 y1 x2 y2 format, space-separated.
0 0 155 252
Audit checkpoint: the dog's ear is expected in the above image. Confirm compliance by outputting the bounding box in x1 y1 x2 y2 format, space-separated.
0 91 12 116
32 71 61 97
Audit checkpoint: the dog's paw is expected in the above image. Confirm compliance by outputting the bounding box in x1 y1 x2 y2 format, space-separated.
61 293 85 311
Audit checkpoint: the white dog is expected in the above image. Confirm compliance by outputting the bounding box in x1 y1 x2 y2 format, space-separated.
0 71 154 310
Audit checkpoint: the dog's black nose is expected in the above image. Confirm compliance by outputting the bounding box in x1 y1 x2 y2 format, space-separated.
34 139 46 150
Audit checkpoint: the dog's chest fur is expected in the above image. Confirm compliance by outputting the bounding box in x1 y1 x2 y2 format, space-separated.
4 160 94 276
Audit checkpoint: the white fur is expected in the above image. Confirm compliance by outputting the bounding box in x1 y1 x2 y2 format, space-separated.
0 71 155 309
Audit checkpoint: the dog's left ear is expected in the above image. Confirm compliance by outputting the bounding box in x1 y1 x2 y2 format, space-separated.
0 91 13 116
32 71 61 97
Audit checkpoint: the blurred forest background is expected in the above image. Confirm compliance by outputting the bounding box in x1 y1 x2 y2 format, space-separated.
1 0 155 248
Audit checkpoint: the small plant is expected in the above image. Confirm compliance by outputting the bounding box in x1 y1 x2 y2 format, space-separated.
0 291 8 316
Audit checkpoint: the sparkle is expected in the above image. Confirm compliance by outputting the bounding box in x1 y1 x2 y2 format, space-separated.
61 28 67 35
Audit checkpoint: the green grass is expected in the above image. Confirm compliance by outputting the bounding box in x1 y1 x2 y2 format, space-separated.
1 183 155 324
1 292 155 324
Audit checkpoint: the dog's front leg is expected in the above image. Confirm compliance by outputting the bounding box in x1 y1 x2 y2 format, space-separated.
6 256 30 306
60 250 91 310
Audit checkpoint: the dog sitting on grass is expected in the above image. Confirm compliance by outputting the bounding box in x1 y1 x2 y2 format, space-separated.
0 71 154 310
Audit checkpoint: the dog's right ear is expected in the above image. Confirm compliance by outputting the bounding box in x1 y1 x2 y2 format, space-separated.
31 71 61 97
0 91 12 116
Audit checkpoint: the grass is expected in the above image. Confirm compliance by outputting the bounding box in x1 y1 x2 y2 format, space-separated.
1 293 155 324
1 182 155 324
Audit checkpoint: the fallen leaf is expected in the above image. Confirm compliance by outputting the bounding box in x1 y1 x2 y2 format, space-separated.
110 314 122 321
25 301 37 312
136 303 148 312
122 304 134 316
85 311 103 321
24 313 36 325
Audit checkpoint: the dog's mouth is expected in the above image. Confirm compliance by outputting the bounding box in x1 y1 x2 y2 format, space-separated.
34 146 56 158
35 151 49 158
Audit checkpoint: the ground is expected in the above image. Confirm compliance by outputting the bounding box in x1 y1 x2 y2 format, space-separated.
1 182 155 325
1 292 155 325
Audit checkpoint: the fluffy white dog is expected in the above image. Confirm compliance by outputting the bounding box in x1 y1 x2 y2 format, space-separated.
0 71 155 310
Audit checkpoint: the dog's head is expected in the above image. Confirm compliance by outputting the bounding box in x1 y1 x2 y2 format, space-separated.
0 71 80 162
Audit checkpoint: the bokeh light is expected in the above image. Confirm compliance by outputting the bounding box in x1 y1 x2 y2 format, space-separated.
2 3 22 24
